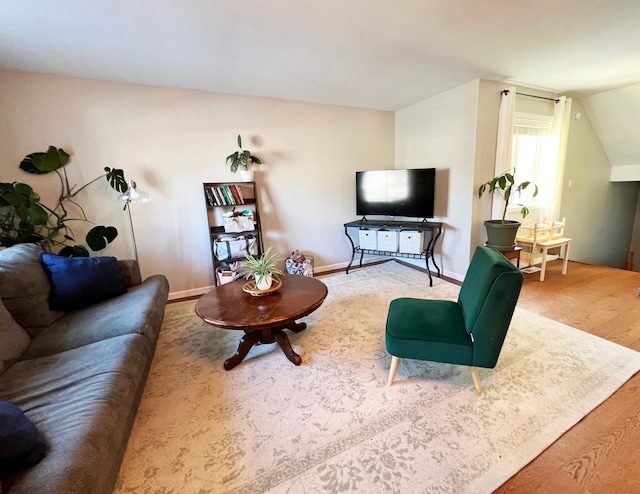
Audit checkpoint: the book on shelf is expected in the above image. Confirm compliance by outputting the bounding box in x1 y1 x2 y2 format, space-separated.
207 184 247 207
209 187 221 206
205 188 214 206
219 187 228 205
221 186 234 205
230 184 244 204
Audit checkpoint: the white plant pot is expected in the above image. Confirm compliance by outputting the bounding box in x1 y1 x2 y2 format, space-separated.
239 167 254 182
255 273 272 291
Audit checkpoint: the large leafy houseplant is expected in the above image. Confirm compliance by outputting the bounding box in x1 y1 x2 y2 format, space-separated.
477 169 538 222
225 135 262 173
0 146 128 256
477 169 538 249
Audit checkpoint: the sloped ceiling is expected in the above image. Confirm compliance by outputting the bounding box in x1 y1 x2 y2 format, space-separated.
1 0 640 112
582 84 640 180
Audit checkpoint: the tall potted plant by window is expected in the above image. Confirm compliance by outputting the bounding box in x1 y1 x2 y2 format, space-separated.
478 169 538 249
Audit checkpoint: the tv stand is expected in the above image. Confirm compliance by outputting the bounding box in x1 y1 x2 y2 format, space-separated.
343 219 443 286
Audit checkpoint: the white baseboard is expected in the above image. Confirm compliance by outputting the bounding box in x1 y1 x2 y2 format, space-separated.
168 258 392 300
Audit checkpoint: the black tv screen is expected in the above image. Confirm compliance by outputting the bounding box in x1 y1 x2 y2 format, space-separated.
356 168 435 219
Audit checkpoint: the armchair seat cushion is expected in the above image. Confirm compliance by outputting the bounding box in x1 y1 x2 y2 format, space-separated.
386 298 473 365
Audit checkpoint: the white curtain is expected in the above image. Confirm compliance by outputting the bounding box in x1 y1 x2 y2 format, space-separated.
548 96 572 221
492 87 516 219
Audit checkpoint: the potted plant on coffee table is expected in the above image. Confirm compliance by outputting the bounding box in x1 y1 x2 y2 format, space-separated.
478 169 538 249
237 247 283 291
226 134 262 181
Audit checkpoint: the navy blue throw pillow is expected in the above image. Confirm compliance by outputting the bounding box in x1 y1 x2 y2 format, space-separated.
0 401 46 479
40 253 127 311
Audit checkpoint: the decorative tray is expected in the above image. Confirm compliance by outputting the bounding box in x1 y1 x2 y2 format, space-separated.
242 277 282 296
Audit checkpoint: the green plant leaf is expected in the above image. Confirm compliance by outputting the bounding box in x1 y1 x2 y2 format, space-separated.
238 247 283 279
86 225 118 251
20 146 70 174
24 203 49 226
19 153 44 174
227 135 262 172
58 245 90 257
226 152 239 167
104 167 128 193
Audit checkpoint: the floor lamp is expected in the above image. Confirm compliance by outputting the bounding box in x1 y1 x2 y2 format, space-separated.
118 180 151 265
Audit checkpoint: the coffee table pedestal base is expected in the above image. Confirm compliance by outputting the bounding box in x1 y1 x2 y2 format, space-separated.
224 321 307 370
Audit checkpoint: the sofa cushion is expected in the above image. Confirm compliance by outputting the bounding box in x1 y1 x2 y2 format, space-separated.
0 401 46 480
0 299 31 375
0 334 153 494
0 244 64 335
21 274 170 360
39 253 127 311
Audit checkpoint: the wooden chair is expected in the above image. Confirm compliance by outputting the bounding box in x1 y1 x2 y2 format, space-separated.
516 218 571 281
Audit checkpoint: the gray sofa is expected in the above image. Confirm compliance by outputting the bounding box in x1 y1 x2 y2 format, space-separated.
0 244 170 494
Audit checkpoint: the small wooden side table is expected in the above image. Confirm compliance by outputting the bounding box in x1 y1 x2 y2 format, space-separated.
497 247 522 268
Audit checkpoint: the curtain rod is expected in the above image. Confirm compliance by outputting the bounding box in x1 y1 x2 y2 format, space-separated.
501 89 559 103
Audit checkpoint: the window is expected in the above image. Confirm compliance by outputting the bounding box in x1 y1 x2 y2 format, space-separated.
507 112 560 223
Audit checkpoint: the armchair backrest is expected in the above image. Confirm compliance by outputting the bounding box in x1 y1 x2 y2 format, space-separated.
458 246 524 368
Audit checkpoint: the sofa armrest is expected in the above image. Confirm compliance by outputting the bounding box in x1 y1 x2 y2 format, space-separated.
117 260 142 288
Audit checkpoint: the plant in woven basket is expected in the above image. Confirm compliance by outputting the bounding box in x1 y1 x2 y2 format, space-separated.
237 247 283 290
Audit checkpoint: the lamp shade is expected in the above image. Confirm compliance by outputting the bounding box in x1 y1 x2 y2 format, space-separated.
118 180 151 204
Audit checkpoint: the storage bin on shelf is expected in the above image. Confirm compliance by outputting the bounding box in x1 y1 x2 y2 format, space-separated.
377 230 399 252
214 235 258 260
223 212 255 233
215 267 236 285
359 229 377 250
399 230 424 254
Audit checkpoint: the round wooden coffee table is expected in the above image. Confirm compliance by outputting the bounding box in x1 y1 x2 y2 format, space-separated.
195 275 328 370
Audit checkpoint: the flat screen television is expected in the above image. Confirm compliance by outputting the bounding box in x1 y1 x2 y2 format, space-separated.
356 168 435 219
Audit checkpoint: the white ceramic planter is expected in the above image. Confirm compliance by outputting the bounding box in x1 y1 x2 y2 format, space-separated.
238 167 254 182
255 273 272 291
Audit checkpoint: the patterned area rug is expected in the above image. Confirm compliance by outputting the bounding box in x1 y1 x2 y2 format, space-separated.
115 261 640 494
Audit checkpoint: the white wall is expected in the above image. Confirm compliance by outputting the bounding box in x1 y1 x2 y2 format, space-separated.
395 80 480 280
0 70 394 298
582 83 640 169
562 97 639 269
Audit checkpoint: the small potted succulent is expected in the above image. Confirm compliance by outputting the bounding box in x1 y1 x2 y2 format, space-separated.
237 247 282 290
226 134 262 181
477 169 538 249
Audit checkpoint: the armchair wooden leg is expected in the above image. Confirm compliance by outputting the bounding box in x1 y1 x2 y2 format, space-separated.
387 356 400 386
471 367 483 395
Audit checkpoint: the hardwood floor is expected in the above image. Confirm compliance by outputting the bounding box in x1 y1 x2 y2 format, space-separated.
496 260 640 494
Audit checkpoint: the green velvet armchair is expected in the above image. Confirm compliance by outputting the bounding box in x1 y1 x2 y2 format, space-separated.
385 246 523 394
